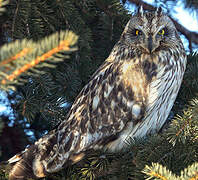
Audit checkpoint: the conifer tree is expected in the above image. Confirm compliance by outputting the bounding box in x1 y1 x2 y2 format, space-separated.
0 0 197 179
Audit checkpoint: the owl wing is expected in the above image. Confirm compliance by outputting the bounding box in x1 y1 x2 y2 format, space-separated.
45 56 148 171
8 56 147 179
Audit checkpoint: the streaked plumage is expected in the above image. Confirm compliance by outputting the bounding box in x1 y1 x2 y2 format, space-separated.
8 7 186 179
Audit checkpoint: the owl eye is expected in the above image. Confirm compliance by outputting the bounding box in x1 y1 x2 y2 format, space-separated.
158 29 166 35
132 29 142 36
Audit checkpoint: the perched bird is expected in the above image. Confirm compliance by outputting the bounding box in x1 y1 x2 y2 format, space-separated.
8 6 186 179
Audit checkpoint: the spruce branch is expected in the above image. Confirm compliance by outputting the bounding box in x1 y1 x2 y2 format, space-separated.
9 0 31 39
16 72 70 123
0 0 9 15
181 162 198 180
0 30 78 89
166 98 198 146
166 110 193 146
11 0 19 40
143 162 198 180
142 163 177 180
0 48 32 66
176 54 198 105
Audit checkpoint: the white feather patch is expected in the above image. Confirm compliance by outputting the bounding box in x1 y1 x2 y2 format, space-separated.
132 104 141 118
8 150 26 164
104 85 113 98
92 95 100 110
8 155 22 164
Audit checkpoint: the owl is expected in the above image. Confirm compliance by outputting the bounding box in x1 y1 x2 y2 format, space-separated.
8 6 186 179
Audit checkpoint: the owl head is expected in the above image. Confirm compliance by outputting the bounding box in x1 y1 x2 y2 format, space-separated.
121 6 181 54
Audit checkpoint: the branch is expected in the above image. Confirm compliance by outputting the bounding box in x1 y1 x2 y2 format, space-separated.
127 0 198 49
95 0 117 17
0 30 78 89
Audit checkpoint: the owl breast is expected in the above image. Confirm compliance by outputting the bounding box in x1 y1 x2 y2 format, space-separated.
106 52 184 151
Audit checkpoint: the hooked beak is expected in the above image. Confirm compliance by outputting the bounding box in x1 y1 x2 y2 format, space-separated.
148 35 153 53
140 35 159 54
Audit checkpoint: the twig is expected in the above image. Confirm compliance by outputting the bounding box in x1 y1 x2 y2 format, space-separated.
11 0 19 40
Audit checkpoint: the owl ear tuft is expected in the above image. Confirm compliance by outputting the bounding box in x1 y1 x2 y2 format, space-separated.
137 6 144 17
155 7 162 16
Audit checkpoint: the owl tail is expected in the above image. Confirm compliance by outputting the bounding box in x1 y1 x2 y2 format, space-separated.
8 131 58 180
8 129 85 179
8 144 47 180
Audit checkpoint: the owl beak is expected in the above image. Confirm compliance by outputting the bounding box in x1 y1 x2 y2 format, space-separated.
148 35 153 53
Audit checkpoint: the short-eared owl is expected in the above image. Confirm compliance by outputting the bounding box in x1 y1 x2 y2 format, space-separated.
8 6 186 179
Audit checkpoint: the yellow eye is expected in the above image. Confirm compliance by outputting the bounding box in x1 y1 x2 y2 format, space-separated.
135 29 139 35
158 29 165 35
133 29 142 36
